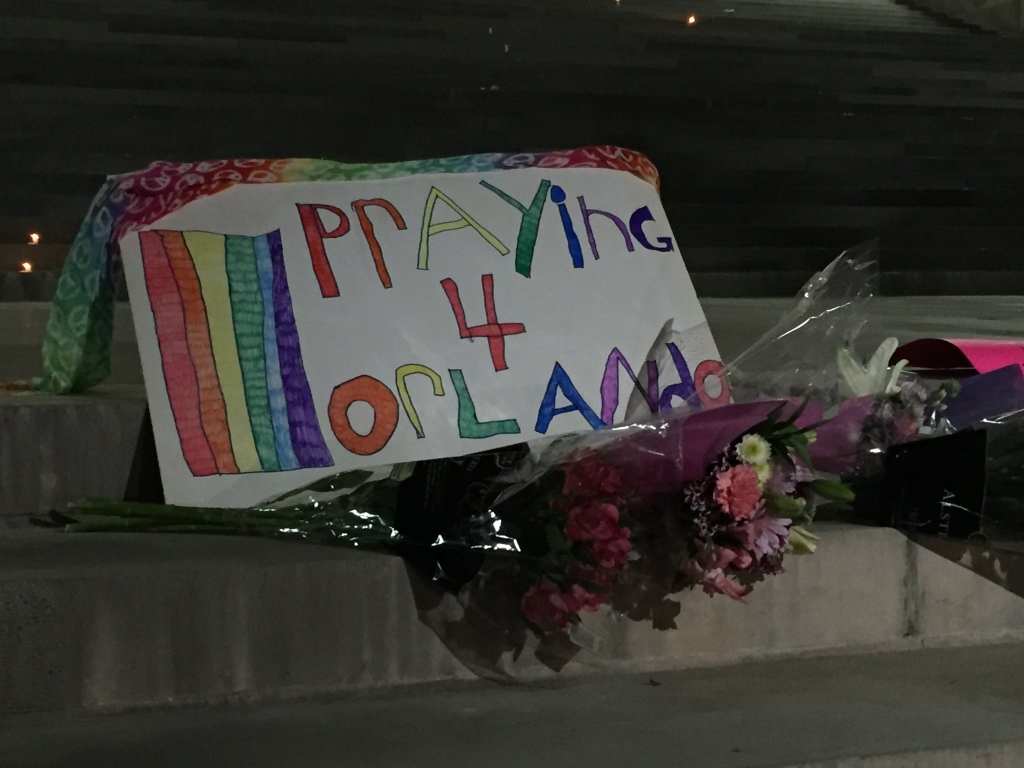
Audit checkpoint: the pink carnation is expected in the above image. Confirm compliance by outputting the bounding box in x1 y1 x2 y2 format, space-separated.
714 464 762 519
565 503 621 543
521 582 579 629
733 513 791 559
562 455 622 500
589 529 632 569
567 583 608 613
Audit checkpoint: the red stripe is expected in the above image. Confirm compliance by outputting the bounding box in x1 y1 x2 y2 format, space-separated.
161 231 239 474
139 231 219 477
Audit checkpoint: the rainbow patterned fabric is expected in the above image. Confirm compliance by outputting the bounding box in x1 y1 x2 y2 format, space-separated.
37 146 659 394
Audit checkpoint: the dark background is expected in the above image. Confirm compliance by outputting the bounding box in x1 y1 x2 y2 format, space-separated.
3 0 1023 297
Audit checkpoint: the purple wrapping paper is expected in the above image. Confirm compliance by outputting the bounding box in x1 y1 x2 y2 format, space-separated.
600 371 1024 495
607 399 845 493
808 396 875 475
943 365 1024 430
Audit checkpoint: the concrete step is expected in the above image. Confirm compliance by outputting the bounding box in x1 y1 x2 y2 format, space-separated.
0 385 152 527
0 0 969 40
903 0 1023 35
5 644 1024 767
2 524 1024 717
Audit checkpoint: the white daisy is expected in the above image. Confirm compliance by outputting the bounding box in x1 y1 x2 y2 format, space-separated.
737 434 771 466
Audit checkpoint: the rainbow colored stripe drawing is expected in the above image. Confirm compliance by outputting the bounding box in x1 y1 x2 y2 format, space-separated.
139 229 333 476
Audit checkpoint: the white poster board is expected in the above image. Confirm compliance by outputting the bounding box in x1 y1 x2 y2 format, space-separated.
120 167 723 507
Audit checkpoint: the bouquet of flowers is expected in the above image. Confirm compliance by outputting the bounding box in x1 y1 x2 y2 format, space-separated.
497 401 851 634
50 396 853 652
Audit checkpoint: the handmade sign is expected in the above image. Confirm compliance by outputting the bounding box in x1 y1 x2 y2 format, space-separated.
117 154 722 506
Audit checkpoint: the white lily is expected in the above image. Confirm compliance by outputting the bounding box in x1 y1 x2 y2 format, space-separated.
837 337 909 397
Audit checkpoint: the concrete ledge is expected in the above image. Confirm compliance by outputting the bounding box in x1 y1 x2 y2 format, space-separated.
906 0 1022 33
5 644 1024 768
0 303 140 386
0 387 155 526
2 524 1024 715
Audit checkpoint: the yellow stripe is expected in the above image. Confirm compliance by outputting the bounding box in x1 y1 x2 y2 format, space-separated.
185 231 261 473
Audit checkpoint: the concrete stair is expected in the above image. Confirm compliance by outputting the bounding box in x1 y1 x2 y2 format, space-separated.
2 524 1024 717
4 0 1024 296
6 644 1024 767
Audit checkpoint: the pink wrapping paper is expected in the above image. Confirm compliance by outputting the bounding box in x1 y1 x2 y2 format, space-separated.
895 338 1024 377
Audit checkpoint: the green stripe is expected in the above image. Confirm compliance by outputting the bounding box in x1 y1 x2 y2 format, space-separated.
225 234 280 472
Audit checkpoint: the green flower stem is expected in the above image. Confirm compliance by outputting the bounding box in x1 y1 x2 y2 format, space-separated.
70 498 312 524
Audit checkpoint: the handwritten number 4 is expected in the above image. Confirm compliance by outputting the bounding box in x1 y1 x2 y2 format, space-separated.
441 275 525 372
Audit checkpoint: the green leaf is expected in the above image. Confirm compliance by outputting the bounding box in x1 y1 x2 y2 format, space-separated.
546 524 571 554
809 479 855 503
575 578 611 593
774 398 809 429
772 443 796 468
765 492 804 516
764 402 788 422
787 525 819 555
792 441 814 472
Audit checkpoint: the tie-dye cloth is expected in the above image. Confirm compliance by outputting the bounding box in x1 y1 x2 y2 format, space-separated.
36 146 659 394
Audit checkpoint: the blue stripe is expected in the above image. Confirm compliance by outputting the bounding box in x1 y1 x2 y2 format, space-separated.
254 233 300 471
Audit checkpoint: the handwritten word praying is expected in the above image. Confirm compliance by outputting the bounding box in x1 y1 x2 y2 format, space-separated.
297 179 676 299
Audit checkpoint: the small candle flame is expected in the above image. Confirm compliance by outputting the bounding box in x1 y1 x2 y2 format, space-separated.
20 261 33 273
687 14 698 25
28 233 40 245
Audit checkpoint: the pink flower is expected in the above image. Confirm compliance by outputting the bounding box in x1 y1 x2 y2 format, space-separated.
521 582 579 629
733 513 791 559
549 495 572 515
569 564 616 592
707 546 753 572
704 570 753 600
793 463 814 484
894 412 919 442
768 464 796 495
726 547 754 570
680 548 754 601
714 464 762 519
567 583 608 612
565 502 621 543
562 455 622 500
589 528 632 569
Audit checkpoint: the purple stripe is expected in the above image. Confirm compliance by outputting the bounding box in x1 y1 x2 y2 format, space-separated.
268 229 334 468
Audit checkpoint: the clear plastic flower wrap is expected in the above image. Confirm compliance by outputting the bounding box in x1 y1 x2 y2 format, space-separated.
721 239 878 409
